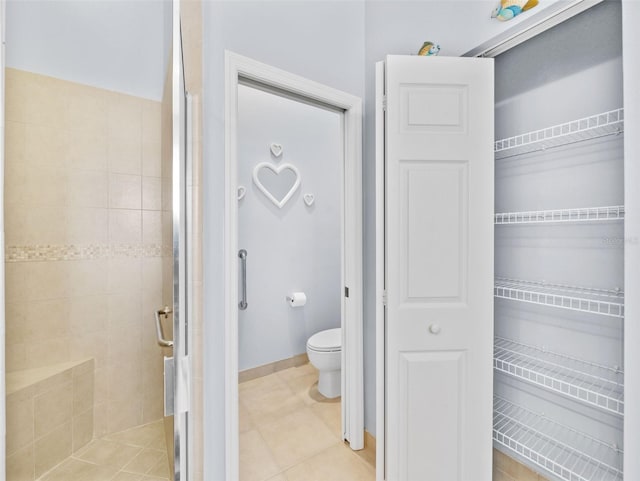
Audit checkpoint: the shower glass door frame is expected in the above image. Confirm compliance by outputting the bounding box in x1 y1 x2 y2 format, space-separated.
224 51 364 480
171 0 192 478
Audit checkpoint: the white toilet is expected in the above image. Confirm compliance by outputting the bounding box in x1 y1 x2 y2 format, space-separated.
306 328 341 398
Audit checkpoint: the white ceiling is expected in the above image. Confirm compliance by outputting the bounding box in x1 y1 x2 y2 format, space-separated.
6 0 172 101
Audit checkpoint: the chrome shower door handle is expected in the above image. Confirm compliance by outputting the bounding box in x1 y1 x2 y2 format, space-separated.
239 249 248 310
155 307 174 347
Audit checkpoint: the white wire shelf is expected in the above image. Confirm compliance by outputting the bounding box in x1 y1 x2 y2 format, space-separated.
494 109 624 160
494 337 624 416
494 396 623 481
495 206 625 225
494 278 624 319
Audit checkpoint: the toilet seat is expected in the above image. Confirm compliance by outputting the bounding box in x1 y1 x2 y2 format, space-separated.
307 328 341 352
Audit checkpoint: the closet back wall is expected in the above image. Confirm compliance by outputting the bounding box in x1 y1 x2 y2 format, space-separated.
237 85 342 371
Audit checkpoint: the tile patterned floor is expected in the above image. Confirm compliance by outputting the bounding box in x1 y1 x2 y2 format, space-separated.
239 363 375 481
36 420 170 481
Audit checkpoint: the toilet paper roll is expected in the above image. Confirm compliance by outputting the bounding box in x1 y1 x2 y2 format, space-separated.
287 292 307 307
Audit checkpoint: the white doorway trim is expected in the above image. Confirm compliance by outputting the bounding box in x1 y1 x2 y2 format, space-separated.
224 51 364 480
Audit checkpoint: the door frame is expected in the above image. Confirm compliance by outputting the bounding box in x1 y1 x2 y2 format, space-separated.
224 51 364 480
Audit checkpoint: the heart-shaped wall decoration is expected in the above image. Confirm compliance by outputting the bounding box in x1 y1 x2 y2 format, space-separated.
270 143 283 158
303 193 315 207
252 162 301 209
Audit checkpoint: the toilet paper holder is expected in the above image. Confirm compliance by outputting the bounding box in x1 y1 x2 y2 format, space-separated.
286 292 307 307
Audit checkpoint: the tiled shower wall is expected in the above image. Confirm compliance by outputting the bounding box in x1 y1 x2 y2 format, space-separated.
4 68 168 436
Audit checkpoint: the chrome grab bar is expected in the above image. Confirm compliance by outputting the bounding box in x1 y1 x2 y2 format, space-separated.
238 249 248 310
155 306 174 347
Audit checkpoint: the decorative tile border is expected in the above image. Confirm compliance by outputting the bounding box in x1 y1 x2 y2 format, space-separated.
5 244 172 262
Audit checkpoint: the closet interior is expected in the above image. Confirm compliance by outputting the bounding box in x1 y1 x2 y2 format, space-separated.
492 2 624 481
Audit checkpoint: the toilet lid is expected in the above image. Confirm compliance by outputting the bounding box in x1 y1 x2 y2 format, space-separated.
307 328 341 352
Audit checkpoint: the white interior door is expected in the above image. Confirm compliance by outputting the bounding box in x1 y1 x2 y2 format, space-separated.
383 55 494 481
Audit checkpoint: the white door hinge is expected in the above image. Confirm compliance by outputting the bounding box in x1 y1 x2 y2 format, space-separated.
382 289 387 306
382 95 387 111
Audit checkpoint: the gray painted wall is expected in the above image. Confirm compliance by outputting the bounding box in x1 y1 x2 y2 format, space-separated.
237 84 342 371
5 0 171 100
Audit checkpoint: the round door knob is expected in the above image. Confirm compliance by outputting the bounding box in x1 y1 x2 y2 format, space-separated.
429 323 441 334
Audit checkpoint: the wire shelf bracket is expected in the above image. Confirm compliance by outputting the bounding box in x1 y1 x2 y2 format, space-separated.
494 337 624 415
494 109 624 160
495 206 625 225
494 278 624 319
494 397 623 481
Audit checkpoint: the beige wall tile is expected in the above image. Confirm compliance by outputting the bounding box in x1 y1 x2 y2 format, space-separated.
107 292 142 329
6 302 27 345
34 381 74 438
143 211 162 244
108 258 142 294
25 207 68 245
109 140 142 175
6 343 27 372
69 128 108 171
161 179 172 212
110 173 142 209
68 260 109 298
5 69 166 456
34 420 72 478
142 259 163 290
142 141 162 178
24 164 69 207
71 358 94 376
68 85 108 134
4 204 29 246
142 101 161 144
25 338 70 370
79 424 105 462
70 332 108 369
109 209 142 244
142 176 162 211
24 298 71 343
142 388 164 425
5 262 28 302
25 261 70 301
6 390 35 456
5 120 26 165
70 295 108 336
24 123 69 168
107 399 143 434
69 170 109 207
5 68 29 123
108 362 142 403
93 402 109 438
7 443 35 481
108 94 143 142
34 371 72 396
73 370 95 415
25 74 70 129
67 207 109 244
